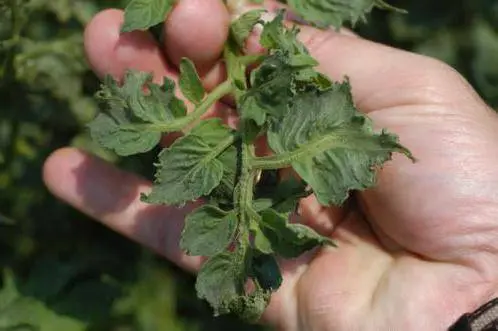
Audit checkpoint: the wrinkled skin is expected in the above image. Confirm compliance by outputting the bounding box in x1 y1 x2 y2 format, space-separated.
43 1 498 330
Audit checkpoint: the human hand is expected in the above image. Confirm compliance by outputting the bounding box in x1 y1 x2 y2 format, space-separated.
43 1 498 330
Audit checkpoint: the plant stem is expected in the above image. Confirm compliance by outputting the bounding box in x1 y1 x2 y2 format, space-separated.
250 134 415 170
234 128 258 241
250 135 342 170
180 79 233 128
127 79 234 132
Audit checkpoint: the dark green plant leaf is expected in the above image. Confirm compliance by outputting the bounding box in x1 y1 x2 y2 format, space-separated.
143 119 236 205
195 247 247 316
259 10 308 54
239 14 327 125
253 175 310 214
207 140 238 207
284 0 405 28
226 288 271 323
240 53 303 125
88 70 186 156
259 209 334 258
121 0 175 33
181 205 237 257
230 9 265 48
179 58 205 104
268 80 413 205
251 253 282 291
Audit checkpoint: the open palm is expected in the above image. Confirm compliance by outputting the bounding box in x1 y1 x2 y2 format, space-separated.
43 1 498 330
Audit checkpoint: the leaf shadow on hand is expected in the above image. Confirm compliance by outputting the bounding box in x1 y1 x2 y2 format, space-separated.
69 150 271 329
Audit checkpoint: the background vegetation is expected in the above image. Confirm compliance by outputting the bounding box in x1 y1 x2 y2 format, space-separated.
0 0 496 330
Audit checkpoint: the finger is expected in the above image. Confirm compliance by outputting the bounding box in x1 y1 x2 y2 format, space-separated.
84 6 227 91
298 195 350 235
84 9 172 84
294 25 474 112
163 0 230 77
43 148 203 273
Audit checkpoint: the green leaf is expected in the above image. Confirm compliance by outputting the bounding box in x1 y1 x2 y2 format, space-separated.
259 209 333 258
112 261 192 331
240 50 323 125
260 11 308 55
195 247 247 316
267 80 412 205
0 270 86 331
143 119 236 205
88 70 186 156
121 0 175 33
289 54 319 67
226 288 271 323
252 225 273 255
251 253 282 291
254 175 310 214
224 43 247 93
207 141 238 207
179 58 205 104
230 9 265 48
239 14 326 126
181 205 237 257
239 53 297 125
285 0 405 28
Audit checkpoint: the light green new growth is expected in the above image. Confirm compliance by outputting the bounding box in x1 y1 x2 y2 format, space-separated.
88 0 412 322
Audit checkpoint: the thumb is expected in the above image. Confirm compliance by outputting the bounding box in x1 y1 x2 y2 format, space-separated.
242 0 475 113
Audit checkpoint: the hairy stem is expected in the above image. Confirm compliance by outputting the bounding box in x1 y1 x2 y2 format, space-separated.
234 129 258 246
250 133 413 170
250 135 344 170
125 79 234 132
181 80 234 128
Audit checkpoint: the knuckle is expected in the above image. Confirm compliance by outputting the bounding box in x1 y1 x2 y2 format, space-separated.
410 55 479 107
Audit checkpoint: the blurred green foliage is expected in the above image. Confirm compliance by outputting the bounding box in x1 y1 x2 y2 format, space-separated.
0 0 496 330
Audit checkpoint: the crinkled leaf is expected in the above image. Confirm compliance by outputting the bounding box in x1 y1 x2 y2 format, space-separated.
226 288 271 323
121 0 175 32
207 141 238 207
181 205 237 257
88 70 186 156
285 0 405 28
230 9 265 48
179 58 205 104
259 209 333 258
268 80 413 205
240 15 326 125
239 50 324 125
143 119 236 205
240 53 300 125
195 247 247 316
260 11 308 54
